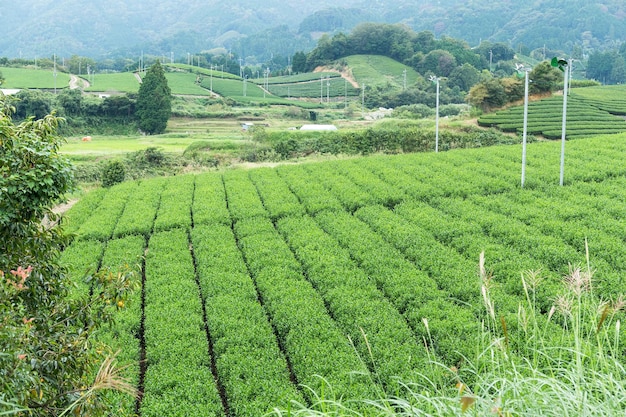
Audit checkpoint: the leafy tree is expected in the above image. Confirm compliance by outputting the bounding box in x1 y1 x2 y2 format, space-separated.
474 41 515 65
349 23 414 61
434 36 484 69
467 77 507 111
449 63 481 92
101 95 135 118
0 96 136 415
529 61 562 93
66 55 96 76
418 49 458 77
292 51 307 73
610 56 626 84
412 31 436 54
136 60 171 134
14 90 52 120
57 89 84 116
587 51 625 84
0 70 4 85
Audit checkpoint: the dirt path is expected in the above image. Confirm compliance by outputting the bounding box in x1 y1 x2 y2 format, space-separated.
69 75 90 90
314 66 360 88
43 199 78 229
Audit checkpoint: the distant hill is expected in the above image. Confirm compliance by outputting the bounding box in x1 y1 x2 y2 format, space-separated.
1 0 624 62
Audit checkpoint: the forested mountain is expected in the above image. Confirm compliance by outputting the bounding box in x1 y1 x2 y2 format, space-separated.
1 0 624 62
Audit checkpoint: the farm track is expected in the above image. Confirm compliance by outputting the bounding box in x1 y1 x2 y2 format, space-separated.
60 134 626 415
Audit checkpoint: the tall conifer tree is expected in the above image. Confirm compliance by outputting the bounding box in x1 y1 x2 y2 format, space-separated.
136 61 171 134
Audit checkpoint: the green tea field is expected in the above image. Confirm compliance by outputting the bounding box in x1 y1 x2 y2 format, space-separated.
478 94 626 138
61 134 626 416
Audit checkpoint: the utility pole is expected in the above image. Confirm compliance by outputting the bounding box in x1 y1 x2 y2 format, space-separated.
361 84 365 117
429 75 440 152
559 58 572 186
516 64 531 187
53 54 57 94
326 76 330 103
320 75 323 104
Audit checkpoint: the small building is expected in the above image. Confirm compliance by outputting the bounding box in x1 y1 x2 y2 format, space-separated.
300 124 338 131
241 122 254 131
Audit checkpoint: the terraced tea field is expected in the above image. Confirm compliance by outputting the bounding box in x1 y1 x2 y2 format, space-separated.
478 94 626 138
61 134 626 416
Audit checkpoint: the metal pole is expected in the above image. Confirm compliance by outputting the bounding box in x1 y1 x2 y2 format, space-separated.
521 69 529 187
361 84 365 117
435 78 440 153
559 60 571 186
326 77 330 103
320 75 323 103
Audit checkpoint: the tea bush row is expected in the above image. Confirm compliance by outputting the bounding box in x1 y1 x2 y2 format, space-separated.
141 229 223 416
276 214 429 388
192 224 303 416
75 182 138 241
233 216 379 406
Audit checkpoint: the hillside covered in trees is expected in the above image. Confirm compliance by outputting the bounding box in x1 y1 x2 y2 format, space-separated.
1 0 625 65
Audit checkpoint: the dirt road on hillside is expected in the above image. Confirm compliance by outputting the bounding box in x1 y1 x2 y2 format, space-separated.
69 75 90 89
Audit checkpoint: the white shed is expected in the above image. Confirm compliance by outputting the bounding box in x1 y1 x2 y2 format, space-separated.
300 124 337 131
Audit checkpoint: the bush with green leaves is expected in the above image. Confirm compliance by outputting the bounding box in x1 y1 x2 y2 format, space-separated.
0 96 137 416
101 160 126 187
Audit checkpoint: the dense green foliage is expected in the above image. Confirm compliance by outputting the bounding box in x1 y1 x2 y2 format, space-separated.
61 130 626 415
136 61 171 135
586 44 626 84
0 99 136 415
2 0 626 68
252 125 519 160
101 160 126 187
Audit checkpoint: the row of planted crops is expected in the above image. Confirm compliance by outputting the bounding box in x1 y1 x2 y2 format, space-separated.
61 133 626 416
477 94 626 139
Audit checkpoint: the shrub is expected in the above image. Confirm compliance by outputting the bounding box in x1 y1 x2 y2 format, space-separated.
101 160 126 187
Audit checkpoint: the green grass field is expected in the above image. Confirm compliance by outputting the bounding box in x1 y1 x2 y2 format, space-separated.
0 66 71 89
62 133 626 416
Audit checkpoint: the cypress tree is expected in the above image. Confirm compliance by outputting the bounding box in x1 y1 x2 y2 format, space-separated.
136 60 171 134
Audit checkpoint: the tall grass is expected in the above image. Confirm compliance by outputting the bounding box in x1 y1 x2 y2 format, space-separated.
270 245 626 416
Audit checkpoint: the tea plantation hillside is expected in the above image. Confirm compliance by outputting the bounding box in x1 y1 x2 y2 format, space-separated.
61 134 626 416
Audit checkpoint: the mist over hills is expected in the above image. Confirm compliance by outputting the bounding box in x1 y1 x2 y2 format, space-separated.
1 0 624 61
